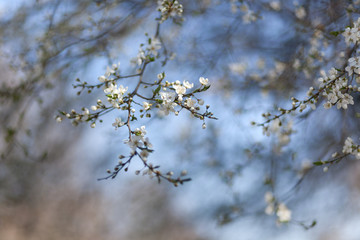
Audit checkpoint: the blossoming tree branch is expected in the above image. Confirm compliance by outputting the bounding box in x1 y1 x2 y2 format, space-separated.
56 0 216 186
51 0 360 228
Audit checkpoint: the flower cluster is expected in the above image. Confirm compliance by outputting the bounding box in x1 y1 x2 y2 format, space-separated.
264 191 292 223
157 0 183 23
343 18 360 45
157 77 212 120
320 68 354 110
342 137 360 159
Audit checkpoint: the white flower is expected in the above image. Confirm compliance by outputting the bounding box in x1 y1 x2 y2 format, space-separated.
140 149 149 160
157 0 183 23
135 126 147 137
82 108 90 120
157 73 164 80
199 77 209 86
136 48 146 66
148 38 161 56
323 102 332 109
112 117 124 129
343 18 360 45
295 6 306 20
160 91 176 103
343 137 354 154
126 135 143 152
159 102 177 116
143 102 151 110
277 203 291 222
270 1 281 11
173 84 186 96
104 83 128 98
183 80 194 89
185 97 196 108
98 75 107 82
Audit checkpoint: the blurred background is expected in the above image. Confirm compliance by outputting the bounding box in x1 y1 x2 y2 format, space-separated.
1 0 360 239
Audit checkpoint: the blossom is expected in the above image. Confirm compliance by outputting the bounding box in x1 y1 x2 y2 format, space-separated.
183 80 194 89
345 57 360 76
159 102 177 115
143 101 151 110
135 48 146 66
264 191 275 215
295 6 306 20
343 18 360 45
104 83 128 97
157 0 183 23
112 117 124 129
134 125 147 137
126 135 143 152
199 77 209 86
342 137 360 159
82 108 90 120
270 1 281 11
160 91 176 103
98 75 107 82
277 203 291 222
159 91 177 115
140 149 149 160
185 97 196 108
148 38 161 56
173 84 186 97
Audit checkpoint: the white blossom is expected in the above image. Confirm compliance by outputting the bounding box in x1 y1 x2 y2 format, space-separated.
270 1 281 11
148 38 161 56
143 101 151 110
295 6 306 20
199 77 209 86
277 203 291 222
126 135 143 152
112 117 124 129
183 80 194 89
173 84 186 97
185 97 196 108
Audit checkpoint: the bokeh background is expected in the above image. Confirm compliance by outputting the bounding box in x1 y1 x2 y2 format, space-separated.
1 0 360 239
